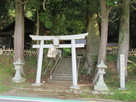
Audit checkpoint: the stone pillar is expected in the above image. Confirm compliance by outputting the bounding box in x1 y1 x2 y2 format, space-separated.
0 49 3 55
12 58 25 83
119 54 125 90
70 39 80 89
94 60 108 91
32 40 44 86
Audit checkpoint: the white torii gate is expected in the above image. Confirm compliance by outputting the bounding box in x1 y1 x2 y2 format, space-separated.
30 33 88 89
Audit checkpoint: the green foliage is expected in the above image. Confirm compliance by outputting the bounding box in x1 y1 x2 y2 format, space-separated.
0 0 15 29
63 48 71 57
87 0 99 12
106 55 116 62
127 57 136 79
39 0 87 35
79 69 88 75
51 0 63 2
40 12 53 29
25 0 42 10
106 0 118 6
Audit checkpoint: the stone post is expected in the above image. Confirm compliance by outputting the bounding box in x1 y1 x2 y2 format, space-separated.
119 54 125 90
12 58 25 83
94 60 108 91
32 40 44 86
0 49 3 55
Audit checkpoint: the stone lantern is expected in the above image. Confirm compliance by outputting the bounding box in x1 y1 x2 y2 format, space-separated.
12 58 25 83
94 60 108 91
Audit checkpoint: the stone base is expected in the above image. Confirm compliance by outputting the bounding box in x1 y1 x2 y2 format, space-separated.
70 85 80 89
32 83 43 86
94 84 108 91
118 88 126 90
92 90 114 95
12 77 25 83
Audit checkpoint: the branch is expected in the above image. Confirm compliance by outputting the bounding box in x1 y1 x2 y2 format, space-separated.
98 7 111 21
109 0 127 10
131 0 136 10
108 0 131 23
109 16 120 23
43 0 47 10
98 7 120 23
131 3 136 10
108 6 120 22
131 0 136 3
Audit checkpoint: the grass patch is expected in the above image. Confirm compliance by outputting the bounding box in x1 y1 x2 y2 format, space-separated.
24 56 37 81
102 81 136 101
0 54 136 101
106 55 116 62
0 55 38 93
0 56 14 92
101 55 136 101
0 55 50 93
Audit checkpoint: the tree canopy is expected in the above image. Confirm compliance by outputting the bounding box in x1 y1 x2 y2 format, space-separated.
0 0 136 78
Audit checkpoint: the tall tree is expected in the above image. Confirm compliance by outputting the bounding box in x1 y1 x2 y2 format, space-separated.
14 0 24 62
93 0 120 82
98 0 110 63
117 0 130 74
84 0 100 75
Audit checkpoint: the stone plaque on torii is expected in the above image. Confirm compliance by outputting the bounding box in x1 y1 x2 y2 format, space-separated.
30 33 88 89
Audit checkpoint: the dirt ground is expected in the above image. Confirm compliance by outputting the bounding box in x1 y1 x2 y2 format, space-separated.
1 81 125 102
0 73 126 102
1 80 93 99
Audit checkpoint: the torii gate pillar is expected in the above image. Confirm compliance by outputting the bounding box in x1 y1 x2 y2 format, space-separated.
70 39 79 89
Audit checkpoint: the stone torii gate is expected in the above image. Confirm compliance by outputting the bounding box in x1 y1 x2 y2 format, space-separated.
30 33 88 89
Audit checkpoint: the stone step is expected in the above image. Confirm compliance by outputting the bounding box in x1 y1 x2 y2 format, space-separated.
57 68 72 70
48 80 72 83
55 69 72 73
52 77 72 81
51 57 73 83
54 75 72 78
57 69 72 72
53 74 72 76
54 73 72 76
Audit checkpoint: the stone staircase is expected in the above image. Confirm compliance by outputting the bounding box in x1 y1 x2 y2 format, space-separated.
50 57 72 83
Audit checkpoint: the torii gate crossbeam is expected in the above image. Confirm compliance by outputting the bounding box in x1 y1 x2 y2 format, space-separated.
30 33 88 89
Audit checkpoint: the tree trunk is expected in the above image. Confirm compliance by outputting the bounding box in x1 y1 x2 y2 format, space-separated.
98 0 109 63
93 0 109 83
83 0 100 75
36 9 40 43
14 0 24 62
117 0 130 75
85 12 100 75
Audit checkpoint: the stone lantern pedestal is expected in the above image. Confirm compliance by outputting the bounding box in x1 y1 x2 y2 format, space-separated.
12 58 25 83
94 60 108 91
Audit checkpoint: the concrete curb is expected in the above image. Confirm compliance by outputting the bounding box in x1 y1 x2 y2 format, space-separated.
0 95 96 102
